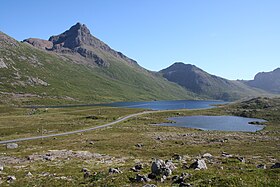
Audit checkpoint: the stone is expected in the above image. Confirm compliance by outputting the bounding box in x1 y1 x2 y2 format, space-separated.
142 184 157 187
151 159 164 175
131 163 144 172
221 152 233 158
7 175 16 183
84 171 92 178
6 143 18 149
109 168 121 174
202 153 213 159
147 173 157 180
136 174 151 182
190 159 207 170
135 143 143 148
271 163 280 169
0 165 3 171
173 154 182 160
26 172 33 177
256 164 266 169
237 157 245 163
43 155 54 161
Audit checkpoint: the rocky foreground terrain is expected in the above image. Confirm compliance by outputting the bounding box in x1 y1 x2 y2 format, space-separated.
0 97 279 186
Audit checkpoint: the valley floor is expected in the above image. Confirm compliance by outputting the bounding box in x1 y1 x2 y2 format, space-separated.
0 98 279 186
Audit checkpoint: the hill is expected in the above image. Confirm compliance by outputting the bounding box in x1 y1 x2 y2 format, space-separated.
159 62 268 101
0 24 197 105
245 68 280 93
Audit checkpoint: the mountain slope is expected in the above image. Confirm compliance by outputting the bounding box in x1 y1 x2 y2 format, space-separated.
0 25 197 105
245 68 280 93
159 62 268 101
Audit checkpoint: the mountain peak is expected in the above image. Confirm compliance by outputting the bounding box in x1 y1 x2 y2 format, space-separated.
48 22 91 49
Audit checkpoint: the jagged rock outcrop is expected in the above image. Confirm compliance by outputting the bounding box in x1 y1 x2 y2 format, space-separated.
24 22 138 67
23 38 53 50
246 68 280 93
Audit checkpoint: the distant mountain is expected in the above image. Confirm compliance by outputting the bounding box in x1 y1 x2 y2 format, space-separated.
159 62 267 101
0 24 196 105
245 68 280 93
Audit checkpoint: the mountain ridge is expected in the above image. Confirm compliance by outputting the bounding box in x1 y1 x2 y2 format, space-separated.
159 62 269 101
245 68 280 93
0 25 197 105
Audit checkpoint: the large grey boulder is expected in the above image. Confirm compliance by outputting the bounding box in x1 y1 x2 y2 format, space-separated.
6 143 18 149
190 159 207 170
151 159 176 176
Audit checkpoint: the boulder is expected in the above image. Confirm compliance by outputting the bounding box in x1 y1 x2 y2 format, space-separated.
131 163 144 172
7 176 16 183
26 172 33 177
256 164 266 169
237 157 245 163
84 171 92 178
0 165 3 171
151 159 175 176
202 153 213 159
271 163 280 169
6 143 18 149
190 159 207 170
109 168 121 174
173 154 182 160
136 174 151 182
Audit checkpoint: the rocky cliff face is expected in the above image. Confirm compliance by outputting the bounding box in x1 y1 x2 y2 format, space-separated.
246 68 280 93
24 23 137 67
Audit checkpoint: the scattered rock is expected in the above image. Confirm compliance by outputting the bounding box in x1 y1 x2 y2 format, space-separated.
189 159 207 170
256 164 266 169
147 173 157 180
0 165 3 171
26 172 33 177
109 168 121 174
0 58 8 68
172 173 192 184
202 153 213 159
151 159 175 176
142 184 157 187
271 163 280 169
84 171 92 178
237 157 245 163
173 153 182 160
43 155 54 161
135 143 143 148
221 152 233 158
7 175 16 183
6 143 18 149
131 163 144 172
89 141 94 145
135 174 151 182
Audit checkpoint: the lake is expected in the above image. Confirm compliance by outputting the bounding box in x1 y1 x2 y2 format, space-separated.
159 116 266 132
101 100 226 110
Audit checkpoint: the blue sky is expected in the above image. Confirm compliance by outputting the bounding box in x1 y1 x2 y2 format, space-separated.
1 0 279 80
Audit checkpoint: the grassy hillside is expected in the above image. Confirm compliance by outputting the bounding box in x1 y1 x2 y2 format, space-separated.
0 32 197 105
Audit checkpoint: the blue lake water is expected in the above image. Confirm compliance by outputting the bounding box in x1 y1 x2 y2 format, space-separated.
160 116 266 132
101 100 227 110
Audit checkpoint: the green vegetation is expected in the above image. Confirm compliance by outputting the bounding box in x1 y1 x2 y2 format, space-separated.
0 34 197 106
0 97 279 186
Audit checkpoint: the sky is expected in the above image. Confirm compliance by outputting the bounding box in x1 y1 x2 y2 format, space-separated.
1 0 279 80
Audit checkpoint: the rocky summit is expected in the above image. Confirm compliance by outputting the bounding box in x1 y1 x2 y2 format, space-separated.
24 22 137 67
